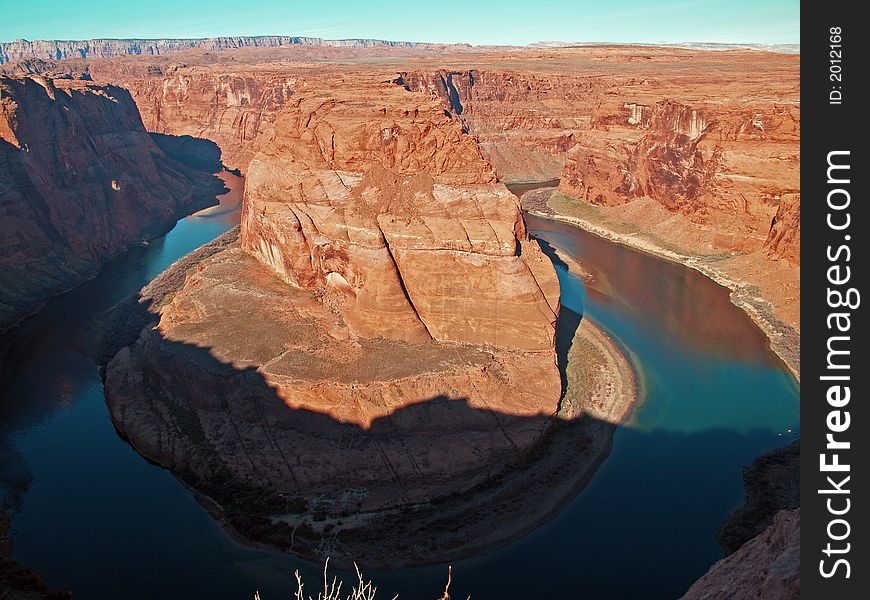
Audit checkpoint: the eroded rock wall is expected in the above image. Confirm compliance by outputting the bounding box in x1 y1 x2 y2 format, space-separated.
559 98 800 256
71 60 300 173
0 76 220 331
396 56 799 275
396 69 586 182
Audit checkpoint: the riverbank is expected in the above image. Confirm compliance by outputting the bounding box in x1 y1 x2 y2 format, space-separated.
522 188 800 381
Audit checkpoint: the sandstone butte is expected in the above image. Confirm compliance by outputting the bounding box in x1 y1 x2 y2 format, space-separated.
103 78 564 561
0 75 222 331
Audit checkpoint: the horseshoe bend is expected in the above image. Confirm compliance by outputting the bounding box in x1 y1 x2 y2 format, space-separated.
101 79 618 565
0 30 800 600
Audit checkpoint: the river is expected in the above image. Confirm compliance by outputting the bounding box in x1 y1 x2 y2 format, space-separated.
0 177 798 599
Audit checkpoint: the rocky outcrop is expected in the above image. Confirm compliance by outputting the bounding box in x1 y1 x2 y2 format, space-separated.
764 193 800 264
104 79 562 564
550 93 801 339
0 76 222 331
681 509 799 600
0 36 424 65
396 69 585 182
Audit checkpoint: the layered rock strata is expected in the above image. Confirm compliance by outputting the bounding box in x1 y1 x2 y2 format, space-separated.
396 69 584 183
0 76 222 331
105 71 296 171
398 57 799 350
558 98 800 256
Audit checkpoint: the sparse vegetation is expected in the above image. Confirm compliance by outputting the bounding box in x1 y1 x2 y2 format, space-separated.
252 560 461 600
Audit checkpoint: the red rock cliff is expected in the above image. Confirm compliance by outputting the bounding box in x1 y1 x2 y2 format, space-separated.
559 98 800 255
106 69 296 171
0 75 220 330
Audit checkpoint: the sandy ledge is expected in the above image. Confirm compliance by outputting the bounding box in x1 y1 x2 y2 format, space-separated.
522 189 800 381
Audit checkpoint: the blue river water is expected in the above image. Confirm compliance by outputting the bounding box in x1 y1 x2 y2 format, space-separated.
0 178 798 599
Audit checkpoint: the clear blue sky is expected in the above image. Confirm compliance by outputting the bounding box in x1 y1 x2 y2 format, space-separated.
1 0 799 46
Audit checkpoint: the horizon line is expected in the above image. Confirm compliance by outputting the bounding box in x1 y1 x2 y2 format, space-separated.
1 34 800 50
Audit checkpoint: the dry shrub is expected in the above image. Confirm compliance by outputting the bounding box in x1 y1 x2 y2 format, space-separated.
253 560 465 600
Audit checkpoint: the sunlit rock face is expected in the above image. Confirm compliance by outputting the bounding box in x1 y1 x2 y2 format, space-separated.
241 82 560 351
115 71 296 172
396 58 799 271
559 97 800 255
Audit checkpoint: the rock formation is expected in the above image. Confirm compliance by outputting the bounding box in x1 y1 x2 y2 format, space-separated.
393 49 801 343
81 67 298 171
397 62 799 265
558 97 800 255
392 55 800 338
104 79 562 563
395 69 583 183
681 509 799 600
763 193 800 263
0 75 222 331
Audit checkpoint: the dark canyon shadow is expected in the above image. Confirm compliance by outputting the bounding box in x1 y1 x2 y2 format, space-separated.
0 156 235 491
0 273 797 599
150 133 224 173
91 246 603 568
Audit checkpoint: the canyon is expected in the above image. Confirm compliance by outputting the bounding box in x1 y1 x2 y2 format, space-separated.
394 54 799 373
0 75 224 332
62 45 799 369
0 40 800 597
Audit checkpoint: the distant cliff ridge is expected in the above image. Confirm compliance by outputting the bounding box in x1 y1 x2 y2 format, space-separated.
0 36 426 64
